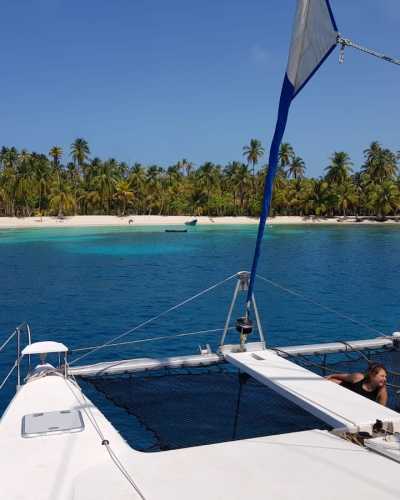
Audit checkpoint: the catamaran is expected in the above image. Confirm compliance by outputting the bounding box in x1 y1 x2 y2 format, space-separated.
2 1 400 499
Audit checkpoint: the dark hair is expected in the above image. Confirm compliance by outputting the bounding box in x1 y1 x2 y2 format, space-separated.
365 363 387 382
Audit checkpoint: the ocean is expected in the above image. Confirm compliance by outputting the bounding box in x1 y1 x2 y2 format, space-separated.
0 224 399 448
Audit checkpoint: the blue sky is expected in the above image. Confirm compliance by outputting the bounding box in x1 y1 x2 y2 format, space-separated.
1 0 399 177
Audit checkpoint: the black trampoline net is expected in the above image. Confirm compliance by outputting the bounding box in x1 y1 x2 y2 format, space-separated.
83 347 400 452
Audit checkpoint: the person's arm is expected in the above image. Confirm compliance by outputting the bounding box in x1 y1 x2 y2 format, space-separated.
377 386 388 406
326 373 363 384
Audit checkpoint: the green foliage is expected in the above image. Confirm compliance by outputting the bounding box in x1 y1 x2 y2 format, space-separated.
0 139 400 218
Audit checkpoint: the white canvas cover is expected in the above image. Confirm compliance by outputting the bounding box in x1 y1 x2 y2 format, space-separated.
22 341 68 355
287 0 338 95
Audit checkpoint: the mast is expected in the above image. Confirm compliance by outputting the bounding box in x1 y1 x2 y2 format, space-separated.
246 0 339 316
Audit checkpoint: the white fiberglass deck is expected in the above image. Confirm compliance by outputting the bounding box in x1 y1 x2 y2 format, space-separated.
0 375 136 500
226 349 400 432
2 372 400 499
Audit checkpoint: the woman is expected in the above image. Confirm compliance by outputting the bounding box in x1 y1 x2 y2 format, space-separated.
326 363 388 406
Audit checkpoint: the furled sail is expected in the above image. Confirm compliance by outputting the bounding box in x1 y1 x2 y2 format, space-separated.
246 0 338 310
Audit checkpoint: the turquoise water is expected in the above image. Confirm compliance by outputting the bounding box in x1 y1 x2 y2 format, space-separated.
1 224 399 440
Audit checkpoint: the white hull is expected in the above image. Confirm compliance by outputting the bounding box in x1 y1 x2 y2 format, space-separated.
2 357 400 499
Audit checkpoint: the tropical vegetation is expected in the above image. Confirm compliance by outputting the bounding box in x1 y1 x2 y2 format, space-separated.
1 138 399 219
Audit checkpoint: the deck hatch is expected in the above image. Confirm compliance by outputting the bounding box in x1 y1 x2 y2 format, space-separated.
21 409 84 438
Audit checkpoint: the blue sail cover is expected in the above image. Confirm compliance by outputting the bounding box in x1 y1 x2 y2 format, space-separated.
246 0 338 309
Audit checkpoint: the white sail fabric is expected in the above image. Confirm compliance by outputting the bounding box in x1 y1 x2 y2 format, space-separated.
287 0 338 96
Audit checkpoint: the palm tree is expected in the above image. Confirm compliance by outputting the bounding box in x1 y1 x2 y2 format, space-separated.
113 181 134 215
364 141 381 164
279 142 295 177
0 147 18 171
49 146 63 170
179 158 194 177
0 186 7 215
232 162 251 213
82 190 102 214
288 156 305 179
305 180 332 216
128 164 146 214
243 139 265 178
83 157 102 190
224 162 239 214
362 141 398 183
145 165 164 214
49 175 75 217
15 151 35 216
367 180 400 219
336 181 358 216
196 162 218 212
325 152 353 184
19 149 31 164
31 154 51 217
0 164 17 216
93 161 118 213
70 138 90 174
166 165 182 186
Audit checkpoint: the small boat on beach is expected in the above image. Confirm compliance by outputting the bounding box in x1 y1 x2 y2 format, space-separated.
185 219 198 226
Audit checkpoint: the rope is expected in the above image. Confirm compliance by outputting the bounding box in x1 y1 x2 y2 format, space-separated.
70 273 237 366
338 36 400 66
65 375 147 499
256 274 386 337
70 327 233 354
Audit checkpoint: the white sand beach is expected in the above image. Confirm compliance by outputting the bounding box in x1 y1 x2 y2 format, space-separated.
0 215 399 229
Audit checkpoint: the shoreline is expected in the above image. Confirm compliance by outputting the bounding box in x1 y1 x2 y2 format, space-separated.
0 215 399 229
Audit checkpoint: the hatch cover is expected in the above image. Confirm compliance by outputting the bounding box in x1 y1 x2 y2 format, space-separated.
22 409 84 438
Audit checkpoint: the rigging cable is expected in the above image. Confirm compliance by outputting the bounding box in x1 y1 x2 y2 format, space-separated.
0 361 17 391
0 331 18 353
70 273 237 366
70 327 234 354
337 35 400 66
256 274 387 338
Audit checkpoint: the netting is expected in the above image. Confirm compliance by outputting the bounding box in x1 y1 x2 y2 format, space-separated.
87 365 328 451
84 347 400 452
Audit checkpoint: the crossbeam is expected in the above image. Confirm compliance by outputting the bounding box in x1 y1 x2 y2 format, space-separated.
69 353 223 377
276 336 397 356
69 335 399 378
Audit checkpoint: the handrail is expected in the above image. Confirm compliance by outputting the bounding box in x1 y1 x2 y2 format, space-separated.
0 323 32 392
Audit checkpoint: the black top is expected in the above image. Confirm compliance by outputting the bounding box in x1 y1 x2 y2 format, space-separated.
341 377 380 401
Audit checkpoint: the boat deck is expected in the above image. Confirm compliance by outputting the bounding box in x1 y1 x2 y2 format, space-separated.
225 349 400 432
2 371 400 499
